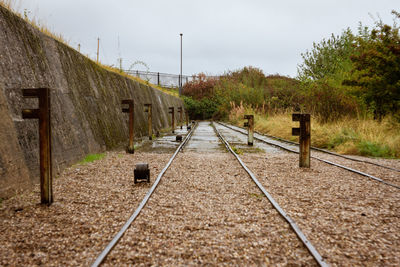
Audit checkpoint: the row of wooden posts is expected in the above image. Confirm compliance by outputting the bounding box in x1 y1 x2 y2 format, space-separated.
21 88 188 205
243 113 311 168
21 88 310 206
121 100 188 154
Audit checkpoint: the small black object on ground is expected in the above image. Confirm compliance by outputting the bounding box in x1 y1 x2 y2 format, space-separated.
134 163 150 184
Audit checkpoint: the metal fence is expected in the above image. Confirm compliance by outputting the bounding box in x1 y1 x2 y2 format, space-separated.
124 70 219 88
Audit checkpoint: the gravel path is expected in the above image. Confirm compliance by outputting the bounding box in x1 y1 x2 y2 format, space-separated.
1 121 398 266
312 151 400 187
104 152 316 266
241 153 400 266
0 152 172 266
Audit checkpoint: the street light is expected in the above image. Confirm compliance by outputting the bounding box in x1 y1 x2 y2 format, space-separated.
179 33 183 96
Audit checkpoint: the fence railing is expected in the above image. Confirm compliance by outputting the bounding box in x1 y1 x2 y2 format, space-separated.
124 70 219 88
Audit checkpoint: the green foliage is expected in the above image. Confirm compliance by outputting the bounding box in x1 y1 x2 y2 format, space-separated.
231 145 243 155
297 29 356 86
298 10 400 121
305 82 360 122
357 141 395 158
328 128 359 149
79 153 105 164
182 95 220 120
183 66 360 122
327 127 396 157
344 12 400 119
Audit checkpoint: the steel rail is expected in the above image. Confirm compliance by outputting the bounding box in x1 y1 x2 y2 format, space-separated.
91 126 196 267
220 122 400 172
217 122 400 190
213 122 329 267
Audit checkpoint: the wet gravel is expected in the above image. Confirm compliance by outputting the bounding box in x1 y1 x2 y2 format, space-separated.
312 151 400 187
0 152 171 266
1 121 399 266
104 152 316 266
241 153 400 266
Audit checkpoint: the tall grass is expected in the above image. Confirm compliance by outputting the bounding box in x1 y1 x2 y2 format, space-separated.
228 104 400 158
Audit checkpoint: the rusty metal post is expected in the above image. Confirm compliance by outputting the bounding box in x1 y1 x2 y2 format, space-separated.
169 107 175 133
244 115 254 146
292 113 311 168
178 107 183 129
122 99 134 154
22 88 53 205
144 103 152 140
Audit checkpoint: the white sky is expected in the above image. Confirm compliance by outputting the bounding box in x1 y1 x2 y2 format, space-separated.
12 0 400 77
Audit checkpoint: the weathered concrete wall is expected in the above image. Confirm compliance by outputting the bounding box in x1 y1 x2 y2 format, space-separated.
0 6 184 198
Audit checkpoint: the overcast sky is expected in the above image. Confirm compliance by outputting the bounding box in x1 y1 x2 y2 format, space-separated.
13 0 400 77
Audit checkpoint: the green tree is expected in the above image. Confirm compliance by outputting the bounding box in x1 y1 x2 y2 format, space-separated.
344 11 400 119
297 29 356 86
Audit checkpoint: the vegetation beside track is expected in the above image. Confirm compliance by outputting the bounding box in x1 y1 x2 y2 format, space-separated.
182 11 400 158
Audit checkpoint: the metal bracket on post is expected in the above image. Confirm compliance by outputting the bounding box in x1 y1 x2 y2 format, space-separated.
122 99 134 154
244 115 254 146
292 113 311 168
22 88 53 205
144 103 152 140
169 107 175 133
178 107 183 130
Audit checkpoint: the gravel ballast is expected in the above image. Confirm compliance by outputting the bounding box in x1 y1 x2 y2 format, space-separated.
0 152 172 266
1 121 399 266
241 153 400 266
104 152 316 266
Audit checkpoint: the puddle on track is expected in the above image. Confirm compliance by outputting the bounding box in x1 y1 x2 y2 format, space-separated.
136 127 189 153
136 121 283 154
184 121 225 153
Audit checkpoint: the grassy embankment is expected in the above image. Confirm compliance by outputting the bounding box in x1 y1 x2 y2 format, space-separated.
0 0 178 97
229 104 400 158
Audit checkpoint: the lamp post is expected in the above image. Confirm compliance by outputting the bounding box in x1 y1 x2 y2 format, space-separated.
179 33 183 96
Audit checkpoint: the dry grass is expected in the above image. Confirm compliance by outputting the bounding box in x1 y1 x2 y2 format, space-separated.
0 0 177 97
228 104 400 158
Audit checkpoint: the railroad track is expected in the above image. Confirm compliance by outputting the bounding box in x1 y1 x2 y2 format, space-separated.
91 121 328 266
91 124 196 266
212 122 328 266
216 122 400 190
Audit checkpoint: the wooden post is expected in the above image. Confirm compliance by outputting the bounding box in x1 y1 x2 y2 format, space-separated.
144 104 152 140
292 113 311 168
122 99 134 154
178 107 183 129
157 72 160 86
244 115 254 146
169 107 175 133
185 110 189 127
22 88 53 205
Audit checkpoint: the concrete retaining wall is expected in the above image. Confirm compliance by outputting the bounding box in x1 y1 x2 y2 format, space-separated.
0 6 184 198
